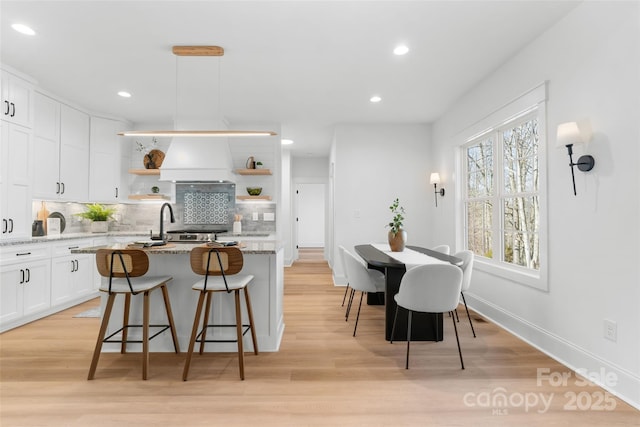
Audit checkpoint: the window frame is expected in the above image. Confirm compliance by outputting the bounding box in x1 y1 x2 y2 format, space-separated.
457 83 548 291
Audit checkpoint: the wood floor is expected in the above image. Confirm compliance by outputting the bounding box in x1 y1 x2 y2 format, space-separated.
1 248 637 426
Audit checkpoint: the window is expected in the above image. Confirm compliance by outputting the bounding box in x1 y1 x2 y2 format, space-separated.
461 98 547 289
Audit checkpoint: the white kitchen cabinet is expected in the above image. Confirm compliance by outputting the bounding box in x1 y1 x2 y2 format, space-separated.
89 117 129 202
51 239 96 306
0 120 32 241
1 69 33 128
0 245 51 330
32 92 90 201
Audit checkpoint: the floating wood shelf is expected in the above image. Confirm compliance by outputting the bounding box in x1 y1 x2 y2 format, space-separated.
128 194 170 200
236 195 272 201
129 168 160 175
234 168 272 175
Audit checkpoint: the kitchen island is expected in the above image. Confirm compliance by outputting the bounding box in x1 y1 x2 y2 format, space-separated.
72 240 284 353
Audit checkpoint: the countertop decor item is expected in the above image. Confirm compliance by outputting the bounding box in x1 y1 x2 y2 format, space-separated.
247 187 262 196
75 203 115 233
386 198 407 252
48 212 66 233
136 137 165 169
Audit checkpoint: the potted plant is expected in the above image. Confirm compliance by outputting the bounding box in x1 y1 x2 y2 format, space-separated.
386 198 407 252
255 161 263 169
76 203 116 233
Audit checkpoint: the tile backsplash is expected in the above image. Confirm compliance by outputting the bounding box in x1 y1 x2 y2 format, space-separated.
31 200 276 235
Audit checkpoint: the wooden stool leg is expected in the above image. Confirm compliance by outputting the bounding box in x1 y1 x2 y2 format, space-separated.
183 292 206 381
243 287 259 355
88 293 116 380
199 292 213 355
234 290 245 380
142 291 150 380
121 293 131 353
160 284 180 353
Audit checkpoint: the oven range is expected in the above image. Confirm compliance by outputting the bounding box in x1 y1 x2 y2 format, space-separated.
165 230 228 243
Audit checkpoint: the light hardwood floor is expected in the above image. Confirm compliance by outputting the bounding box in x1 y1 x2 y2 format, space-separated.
0 248 637 426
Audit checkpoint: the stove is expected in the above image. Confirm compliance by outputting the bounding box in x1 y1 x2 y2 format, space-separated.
165 230 228 243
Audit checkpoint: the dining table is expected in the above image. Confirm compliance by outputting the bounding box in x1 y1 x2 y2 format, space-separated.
354 244 463 341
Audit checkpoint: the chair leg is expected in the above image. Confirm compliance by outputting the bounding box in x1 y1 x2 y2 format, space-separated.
160 284 180 353
234 290 245 380
345 288 355 321
450 310 465 370
454 306 460 322
88 293 116 380
183 291 206 381
142 291 150 380
199 292 213 355
243 287 259 355
341 283 350 306
405 310 412 369
352 291 365 337
390 304 399 344
461 292 476 338
121 293 131 354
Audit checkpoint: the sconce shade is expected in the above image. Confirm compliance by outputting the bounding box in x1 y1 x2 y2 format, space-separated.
430 173 441 185
556 122 582 147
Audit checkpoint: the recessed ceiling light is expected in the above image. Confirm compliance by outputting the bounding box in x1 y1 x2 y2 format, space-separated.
117 91 132 98
370 96 382 103
393 45 409 55
11 23 36 36
281 139 294 145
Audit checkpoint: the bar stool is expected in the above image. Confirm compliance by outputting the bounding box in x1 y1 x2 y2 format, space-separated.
182 246 258 381
88 249 180 380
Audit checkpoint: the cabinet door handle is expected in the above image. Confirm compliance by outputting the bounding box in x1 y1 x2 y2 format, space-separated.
16 252 31 256
10 102 15 117
56 182 60 194
68 246 79 250
4 100 9 115
2 218 6 234
26 268 30 283
8 218 13 233
75 260 79 272
61 182 65 194
71 260 75 272
115 187 119 198
19 269 24 284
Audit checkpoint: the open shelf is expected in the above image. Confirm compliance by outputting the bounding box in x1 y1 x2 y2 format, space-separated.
234 168 272 176
129 168 160 175
236 195 272 201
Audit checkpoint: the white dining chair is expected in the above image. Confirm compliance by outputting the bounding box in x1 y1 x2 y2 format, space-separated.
391 263 464 369
453 250 476 337
338 245 354 315
342 249 386 336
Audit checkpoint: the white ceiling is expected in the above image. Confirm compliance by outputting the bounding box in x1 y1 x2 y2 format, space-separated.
1 0 579 156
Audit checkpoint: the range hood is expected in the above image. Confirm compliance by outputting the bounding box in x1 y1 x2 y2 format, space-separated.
159 135 234 182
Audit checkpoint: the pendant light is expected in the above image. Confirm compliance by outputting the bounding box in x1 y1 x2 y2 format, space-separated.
118 46 277 137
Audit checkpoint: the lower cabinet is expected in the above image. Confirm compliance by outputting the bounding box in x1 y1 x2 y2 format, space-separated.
0 245 51 329
51 239 96 306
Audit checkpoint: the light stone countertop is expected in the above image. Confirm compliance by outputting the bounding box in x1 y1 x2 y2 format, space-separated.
0 231 149 247
70 240 282 255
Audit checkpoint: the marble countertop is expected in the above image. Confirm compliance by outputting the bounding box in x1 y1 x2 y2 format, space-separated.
70 240 282 255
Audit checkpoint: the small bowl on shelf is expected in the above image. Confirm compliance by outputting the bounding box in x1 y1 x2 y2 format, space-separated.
246 187 263 196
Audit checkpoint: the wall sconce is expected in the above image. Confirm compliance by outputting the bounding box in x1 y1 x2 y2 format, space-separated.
556 122 595 196
430 173 445 207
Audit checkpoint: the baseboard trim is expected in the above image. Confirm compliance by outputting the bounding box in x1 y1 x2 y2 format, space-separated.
464 293 640 411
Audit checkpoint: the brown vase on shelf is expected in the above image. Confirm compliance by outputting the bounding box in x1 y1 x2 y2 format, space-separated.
388 229 407 252
144 149 165 169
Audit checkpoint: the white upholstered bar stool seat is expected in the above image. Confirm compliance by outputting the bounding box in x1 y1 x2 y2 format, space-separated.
182 246 258 381
88 249 180 380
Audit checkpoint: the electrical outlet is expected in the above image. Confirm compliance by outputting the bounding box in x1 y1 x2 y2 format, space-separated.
603 319 617 342
252 212 259 221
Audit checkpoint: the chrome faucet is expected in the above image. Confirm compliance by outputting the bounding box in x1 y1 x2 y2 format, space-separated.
152 202 175 242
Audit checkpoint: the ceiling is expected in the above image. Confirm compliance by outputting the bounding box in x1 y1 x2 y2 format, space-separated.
0 1 579 156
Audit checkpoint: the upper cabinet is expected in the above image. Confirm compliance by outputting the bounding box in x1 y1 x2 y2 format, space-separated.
32 92 90 201
89 117 129 202
1 69 33 128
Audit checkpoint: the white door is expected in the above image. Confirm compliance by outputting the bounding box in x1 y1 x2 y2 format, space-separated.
296 183 325 248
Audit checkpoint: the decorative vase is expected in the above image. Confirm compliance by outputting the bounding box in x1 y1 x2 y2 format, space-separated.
90 221 108 233
144 149 165 169
388 229 407 252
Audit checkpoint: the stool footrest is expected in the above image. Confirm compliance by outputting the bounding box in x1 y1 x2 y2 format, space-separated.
103 324 172 344
196 324 252 344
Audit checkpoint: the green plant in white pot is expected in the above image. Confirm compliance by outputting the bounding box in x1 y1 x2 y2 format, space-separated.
76 203 116 233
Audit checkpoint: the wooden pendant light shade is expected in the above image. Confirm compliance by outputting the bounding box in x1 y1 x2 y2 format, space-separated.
172 46 224 56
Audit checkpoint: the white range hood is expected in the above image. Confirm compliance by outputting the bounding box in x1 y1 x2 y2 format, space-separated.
159 136 234 182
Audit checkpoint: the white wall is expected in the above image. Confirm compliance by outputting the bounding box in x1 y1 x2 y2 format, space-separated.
431 1 639 408
332 123 431 285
